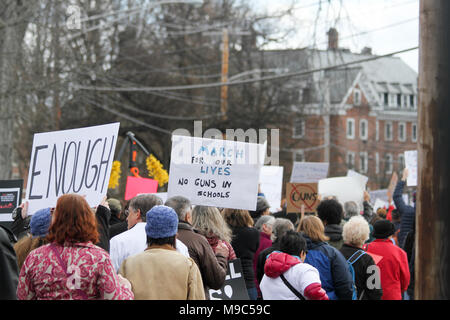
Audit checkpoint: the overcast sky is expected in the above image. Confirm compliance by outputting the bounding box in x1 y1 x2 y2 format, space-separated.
250 0 419 72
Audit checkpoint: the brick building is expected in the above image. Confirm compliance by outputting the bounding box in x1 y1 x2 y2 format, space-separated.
264 29 418 191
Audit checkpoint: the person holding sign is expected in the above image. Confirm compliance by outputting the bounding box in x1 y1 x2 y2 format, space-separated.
393 168 416 248
17 194 134 300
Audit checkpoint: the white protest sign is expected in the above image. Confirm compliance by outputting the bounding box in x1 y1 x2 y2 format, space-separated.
318 176 364 210
290 162 329 183
347 169 368 190
167 135 265 211
26 123 120 214
369 189 389 203
404 150 418 187
373 198 389 212
259 166 284 212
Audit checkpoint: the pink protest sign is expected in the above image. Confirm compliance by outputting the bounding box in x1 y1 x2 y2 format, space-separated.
124 176 158 200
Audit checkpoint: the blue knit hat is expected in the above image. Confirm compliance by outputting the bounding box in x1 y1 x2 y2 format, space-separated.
30 207 52 238
145 205 178 239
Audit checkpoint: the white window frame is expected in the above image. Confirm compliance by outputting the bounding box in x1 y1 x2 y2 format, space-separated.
360 119 368 141
354 89 362 106
385 153 393 174
294 150 305 162
385 121 393 141
359 152 368 174
398 122 406 142
412 123 418 142
375 152 380 174
347 118 355 140
292 119 305 138
347 151 355 170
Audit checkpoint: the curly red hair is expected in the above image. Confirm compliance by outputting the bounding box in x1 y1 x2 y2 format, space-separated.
47 194 99 245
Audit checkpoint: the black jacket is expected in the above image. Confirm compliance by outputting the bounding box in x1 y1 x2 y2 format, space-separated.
0 225 19 299
95 205 111 252
325 224 344 250
230 226 260 289
109 220 128 239
393 180 416 248
340 244 383 300
256 240 280 284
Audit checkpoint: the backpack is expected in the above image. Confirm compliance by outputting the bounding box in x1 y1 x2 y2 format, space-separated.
346 250 366 300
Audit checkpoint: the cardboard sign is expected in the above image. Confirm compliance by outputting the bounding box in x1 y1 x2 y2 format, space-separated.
209 259 249 300
124 176 158 201
286 183 319 213
290 162 329 183
0 180 23 222
167 135 265 211
259 166 284 212
25 123 120 214
404 150 418 187
318 177 364 210
386 172 398 203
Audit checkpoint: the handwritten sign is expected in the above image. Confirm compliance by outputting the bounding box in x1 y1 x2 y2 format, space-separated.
209 259 249 300
286 183 319 213
25 123 120 214
404 150 417 187
290 162 329 183
124 176 158 201
318 177 364 210
0 180 23 222
167 135 265 211
259 166 284 212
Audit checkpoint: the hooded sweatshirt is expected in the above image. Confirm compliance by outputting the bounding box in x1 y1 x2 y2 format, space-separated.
259 251 328 300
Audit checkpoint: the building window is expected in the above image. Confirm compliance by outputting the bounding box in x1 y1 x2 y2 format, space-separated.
410 95 415 108
347 151 355 169
359 152 368 174
398 122 406 142
398 154 405 171
354 89 362 106
360 119 368 140
375 152 380 174
294 150 305 162
389 94 396 108
385 122 393 141
397 94 402 107
412 123 417 142
385 154 393 174
293 119 305 138
347 118 355 139
383 93 389 107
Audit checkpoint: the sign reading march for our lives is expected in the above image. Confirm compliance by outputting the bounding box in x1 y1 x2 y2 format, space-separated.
209 259 249 300
290 162 329 183
26 123 120 214
0 180 23 222
167 135 265 211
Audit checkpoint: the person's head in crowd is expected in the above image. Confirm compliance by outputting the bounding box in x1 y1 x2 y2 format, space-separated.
191 205 232 243
271 218 295 242
249 197 271 224
254 215 275 237
342 216 370 248
343 201 359 221
317 199 343 226
279 230 308 262
297 215 330 242
107 198 122 218
127 194 163 229
14 207 52 270
391 209 401 223
222 209 254 228
376 207 387 219
372 219 396 240
145 205 179 249
369 213 384 226
164 196 192 223
47 194 99 245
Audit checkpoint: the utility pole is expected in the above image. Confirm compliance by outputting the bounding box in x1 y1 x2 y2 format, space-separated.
220 28 229 121
416 0 450 299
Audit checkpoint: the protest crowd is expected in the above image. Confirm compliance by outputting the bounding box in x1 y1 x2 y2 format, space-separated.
0 152 415 301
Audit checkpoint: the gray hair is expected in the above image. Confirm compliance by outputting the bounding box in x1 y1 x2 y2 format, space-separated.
191 205 232 243
164 196 192 221
129 194 163 222
344 201 359 220
254 215 275 232
342 215 370 247
271 218 295 242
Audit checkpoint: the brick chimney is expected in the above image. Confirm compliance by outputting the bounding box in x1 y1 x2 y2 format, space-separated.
327 28 339 50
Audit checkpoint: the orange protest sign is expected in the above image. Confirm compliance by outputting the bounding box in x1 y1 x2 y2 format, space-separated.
286 183 319 213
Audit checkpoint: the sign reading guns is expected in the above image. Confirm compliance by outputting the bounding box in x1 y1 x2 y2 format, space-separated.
286 183 319 213
26 123 120 214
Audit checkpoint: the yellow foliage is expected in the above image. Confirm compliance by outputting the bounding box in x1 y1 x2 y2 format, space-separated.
146 154 169 187
108 160 122 189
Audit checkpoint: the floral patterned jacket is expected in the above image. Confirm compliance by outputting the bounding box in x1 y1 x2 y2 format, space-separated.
17 242 134 300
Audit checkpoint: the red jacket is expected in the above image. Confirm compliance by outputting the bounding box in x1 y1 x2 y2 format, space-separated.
365 239 410 300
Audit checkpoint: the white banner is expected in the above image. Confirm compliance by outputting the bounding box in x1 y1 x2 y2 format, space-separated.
290 162 329 183
26 123 120 214
404 150 418 187
259 166 284 212
167 135 265 211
